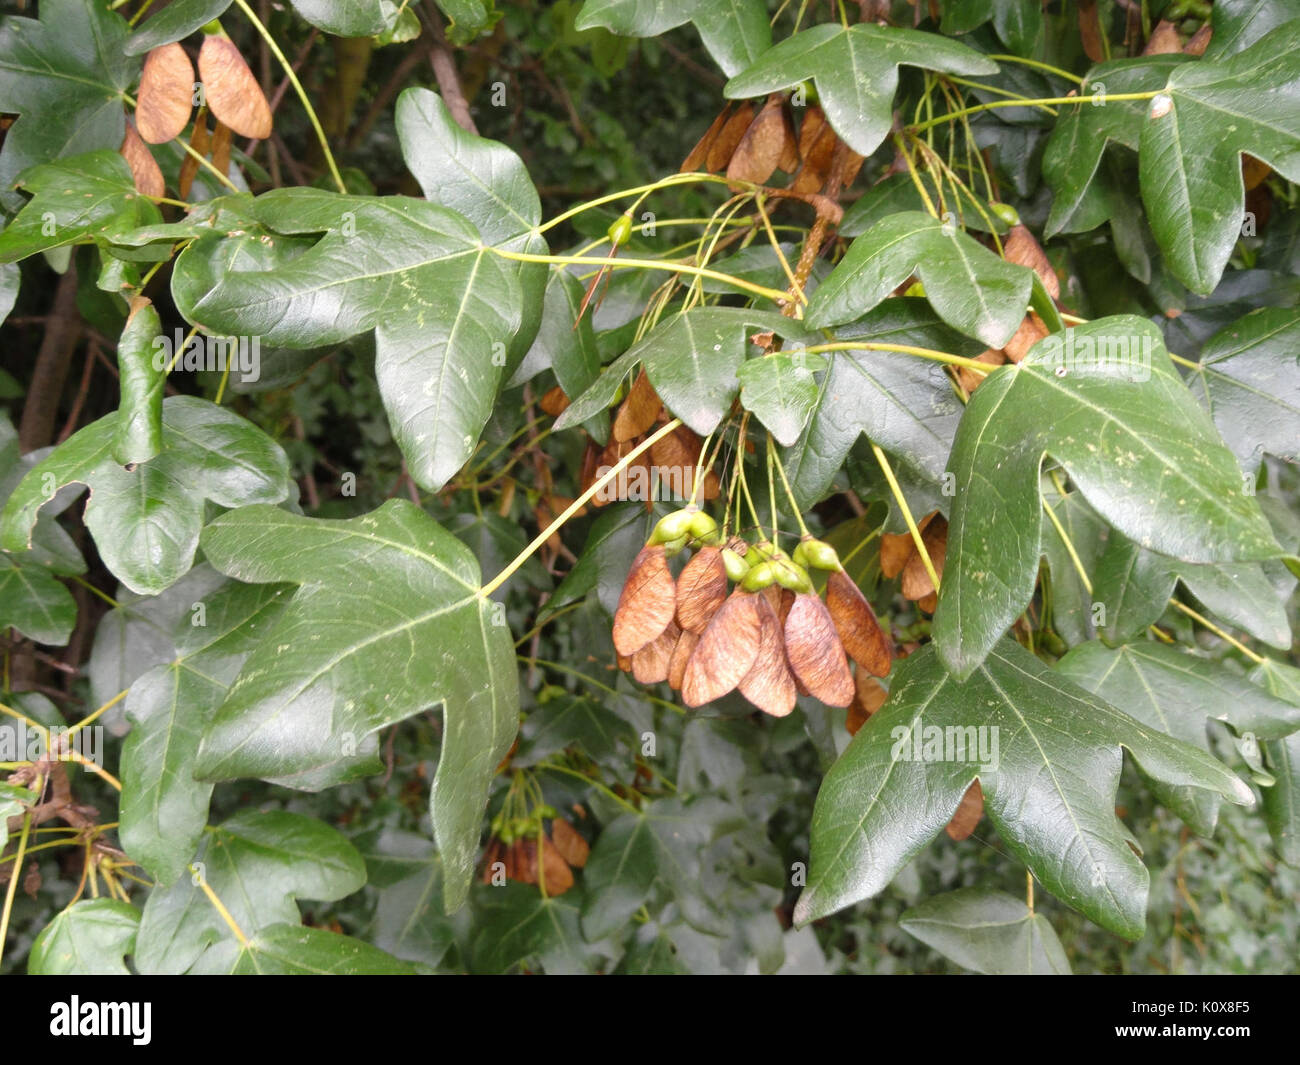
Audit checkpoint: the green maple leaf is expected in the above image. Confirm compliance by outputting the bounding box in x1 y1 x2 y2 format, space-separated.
806 211 1035 350
172 92 548 493
1059 640 1300 835
120 580 290 885
1184 306 1300 475
576 0 771 78
899 888 1070 975
724 23 997 157
0 396 293 596
0 151 161 264
0 0 137 210
133 810 368 974
194 499 518 913
1139 20 1300 294
795 639 1253 938
933 316 1282 678
28 900 140 976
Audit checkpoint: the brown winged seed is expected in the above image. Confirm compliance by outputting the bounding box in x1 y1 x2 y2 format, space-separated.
826 570 892 677
612 545 676 656
198 35 272 139
784 592 854 707
136 43 195 144
675 545 727 634
119 124 164 199
737 593 797 717
682 590 761 707
667 629 699 691
632 621 679 684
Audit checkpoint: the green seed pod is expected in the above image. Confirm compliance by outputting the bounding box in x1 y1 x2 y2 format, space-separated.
688 510 719 544
661 534 689 557
607 212 633 247
989 201 1021 228
537 804 558 819
722 547 750 582
772 559 813 594
650 509 695 545
742 560 777 592
499 825 515 845
798 538 841 572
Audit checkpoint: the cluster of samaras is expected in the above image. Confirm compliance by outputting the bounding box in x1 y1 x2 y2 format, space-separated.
611 508 893 717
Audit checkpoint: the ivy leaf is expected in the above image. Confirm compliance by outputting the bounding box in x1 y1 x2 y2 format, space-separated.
395 87 548 372
1042 57 1187 238
195 500 518 913
224 924 417 974
1140 23 1300 294
134 810 367 974
0 0 137 210
737 352 826 447
27 899 140 976
805 212 1034 348
1185 307 1300 475
1092 528 1292 649
556 307 787 436
723 24 996 157
899 887 1070 975
934 316 1282 679
576 0 771 78
0 396 293 596
1250 658 1300 866
0 152 161 263
172 187 530 493
125 0 232 55
120 580 290 885
1058 641 1300 835
785 300 984 507
795 640 1253 937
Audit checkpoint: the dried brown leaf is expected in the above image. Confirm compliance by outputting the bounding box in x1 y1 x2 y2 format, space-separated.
957 348 1006 393
738 593 797 717
198 35 272 139
826 569 892 677
136 43 194 144
783 592 854 707
613 545 676 656
682 589 762 707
